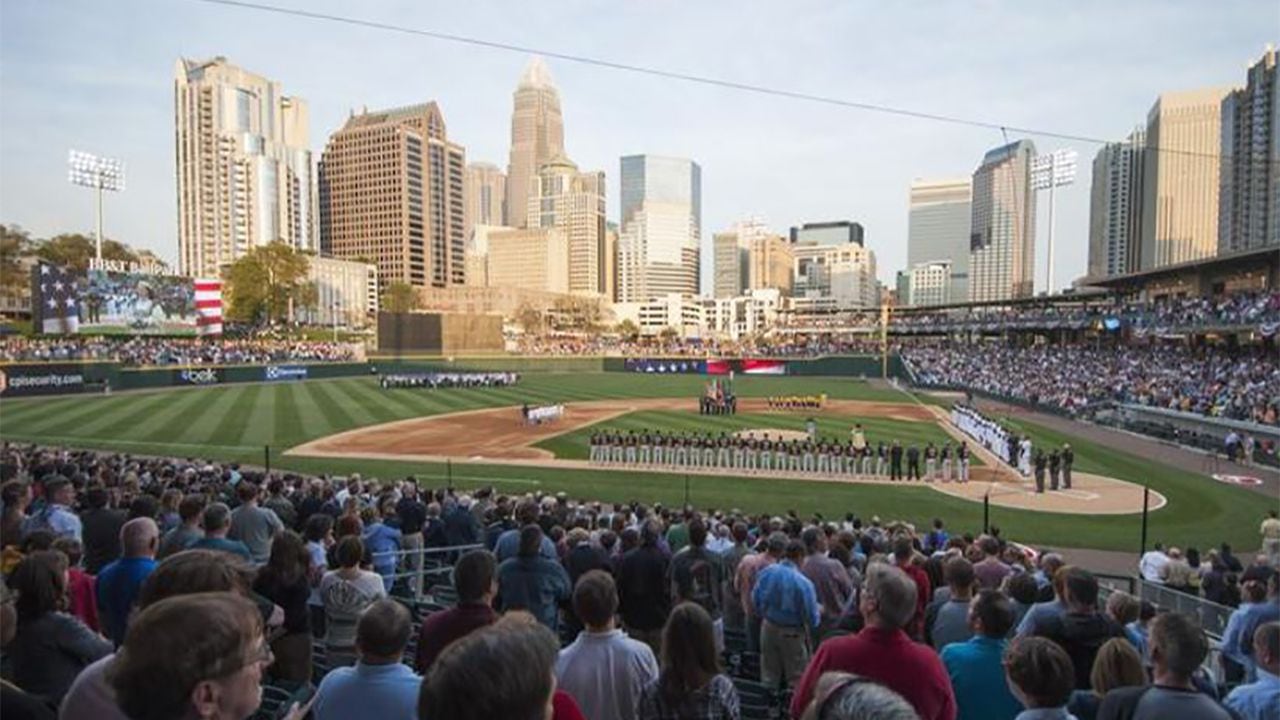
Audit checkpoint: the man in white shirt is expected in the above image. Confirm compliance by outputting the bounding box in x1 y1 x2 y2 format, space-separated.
1139 543 1171 583
556 570 658 720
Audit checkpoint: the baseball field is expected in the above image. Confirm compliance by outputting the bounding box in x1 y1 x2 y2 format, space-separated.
0 371 1264 553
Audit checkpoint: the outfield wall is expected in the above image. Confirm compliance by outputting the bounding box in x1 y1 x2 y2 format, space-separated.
0 354 908 397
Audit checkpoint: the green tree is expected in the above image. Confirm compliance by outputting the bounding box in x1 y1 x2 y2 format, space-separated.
615 318 640 341
514 303 544 334
380 281 420 314
0 224 34 297
36 233 136 271
659 326 679 342
224 242 311 324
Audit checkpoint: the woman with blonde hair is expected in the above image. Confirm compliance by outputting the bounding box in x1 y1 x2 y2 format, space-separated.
1067 637 1146 720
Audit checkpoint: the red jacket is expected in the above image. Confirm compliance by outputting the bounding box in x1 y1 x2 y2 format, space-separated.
66 567 100 632
898 561 932 640
790 626 956 720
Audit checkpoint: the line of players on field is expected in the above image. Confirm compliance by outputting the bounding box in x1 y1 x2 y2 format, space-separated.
587 428 973 481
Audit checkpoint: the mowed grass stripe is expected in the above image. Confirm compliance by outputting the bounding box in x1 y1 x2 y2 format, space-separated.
235 385 277 446
4 394 130 437
282 382 329 442
0 396 88 425
324 379 403 425
173 385 248 445
132 385 224 442
43 391 178 439
204 386 259 447
302 381 359 433
272 381 310 447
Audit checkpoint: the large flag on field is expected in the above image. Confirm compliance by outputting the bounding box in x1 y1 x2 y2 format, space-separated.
31 261 81 334
195 279 223 336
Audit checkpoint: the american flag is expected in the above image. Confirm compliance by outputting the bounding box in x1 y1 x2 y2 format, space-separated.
31 262 81 334
195 278 223 336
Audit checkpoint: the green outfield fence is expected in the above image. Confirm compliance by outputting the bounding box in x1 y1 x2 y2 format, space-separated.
0 354 910 399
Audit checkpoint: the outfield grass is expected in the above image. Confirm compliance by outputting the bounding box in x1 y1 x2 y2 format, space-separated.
0 373 1266 552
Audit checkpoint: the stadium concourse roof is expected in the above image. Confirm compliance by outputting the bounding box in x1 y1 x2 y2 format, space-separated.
1074 245 1279 296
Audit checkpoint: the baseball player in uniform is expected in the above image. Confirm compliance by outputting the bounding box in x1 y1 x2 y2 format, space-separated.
924 443 937 481
1049 450 1061 491
717 434 730 468
625 431 638 465
940 442 952 481
759 434 773 472
703 434 715 467
958 442 970 482
1033 449 1046 493
1061 444 1074 489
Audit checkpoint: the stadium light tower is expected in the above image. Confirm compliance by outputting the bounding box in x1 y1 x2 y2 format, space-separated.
1030 148 1076 295
68 149 126 262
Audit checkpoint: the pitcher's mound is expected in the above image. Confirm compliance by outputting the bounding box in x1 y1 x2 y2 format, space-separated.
733 429 811 443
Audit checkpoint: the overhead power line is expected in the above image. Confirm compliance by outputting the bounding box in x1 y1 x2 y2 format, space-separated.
191 0 1240 162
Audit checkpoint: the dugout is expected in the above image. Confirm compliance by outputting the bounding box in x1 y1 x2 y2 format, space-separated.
377 312 503 355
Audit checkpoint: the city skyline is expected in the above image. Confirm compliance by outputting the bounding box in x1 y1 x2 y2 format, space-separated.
0 1 1271 288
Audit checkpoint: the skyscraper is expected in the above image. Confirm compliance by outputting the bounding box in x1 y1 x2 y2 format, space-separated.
506 57 565 229
526 155 607 295
1087 129 1145 278
711 218 768 298
1219 47 1278 254
1140 87 1232 270
907 178 971 302
464 162 506 241
175 57 314 278
969 140 1037 302
318 102 466 288
617 155 702 302
788 221 864 247
747 235 794 294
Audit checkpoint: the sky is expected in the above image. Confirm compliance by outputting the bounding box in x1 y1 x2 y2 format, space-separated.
0 0 1272 292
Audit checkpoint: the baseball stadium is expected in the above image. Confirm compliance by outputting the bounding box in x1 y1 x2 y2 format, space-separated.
3 6 1280 720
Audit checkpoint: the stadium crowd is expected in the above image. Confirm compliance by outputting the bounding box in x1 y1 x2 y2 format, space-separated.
905 343 1280 427
0 337 357 366
2 442 1278 720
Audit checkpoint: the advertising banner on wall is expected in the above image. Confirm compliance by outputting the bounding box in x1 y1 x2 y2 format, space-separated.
263 365 309 382
0 364 88 397
174 367 223 386
623 358 707 374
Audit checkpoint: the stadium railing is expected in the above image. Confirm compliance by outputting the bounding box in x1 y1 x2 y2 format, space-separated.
371 543 486 600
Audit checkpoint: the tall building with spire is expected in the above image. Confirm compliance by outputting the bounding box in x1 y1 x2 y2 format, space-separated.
506 57 565 229
318 102 466 288
174 57 314 278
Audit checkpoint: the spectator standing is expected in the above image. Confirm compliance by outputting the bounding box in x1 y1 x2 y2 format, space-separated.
892 537 932 640
1160 548 1194 593
735 532 783 653
669 518 725 640
1003 636 1078 720
1067 638 1146 720
156 494 205 560
262 479 297 530
1 480 31 548
637 602 740 720
790 563 956 720
1138 544 1169 583
78 484 121 572
928 557 976 651
619 520 673 655
494 500 558 562
252 530 313 683
497 524 572 632
95 518 159 646
311 599 420 720
108 593 277 720
754 540 820 688
941 589 1021 720
973 536 1012 590
415 550 498 673
419 612 563 720
362 499 403 592
1223 570 1280 682
800 526 853 641
1223 620 1279 720
1017 566 1068 637
395 483 427 597
6 551 113 704
188 502 252 561
795 671 918 720
720 522 753 634
227 482 283 565
304 513 335 636
556 571 659 720
1262 511 1280 568
52 536 99 633
319 535 387 667
1097 612 1232 720
1033 567 1124 690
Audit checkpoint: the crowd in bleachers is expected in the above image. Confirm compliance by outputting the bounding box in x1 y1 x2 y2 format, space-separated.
510 335 886 358
905 343 1280 427
0 337 356 366
2 443 1278 720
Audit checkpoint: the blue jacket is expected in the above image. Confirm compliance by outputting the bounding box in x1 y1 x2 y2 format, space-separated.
497 556 571 631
